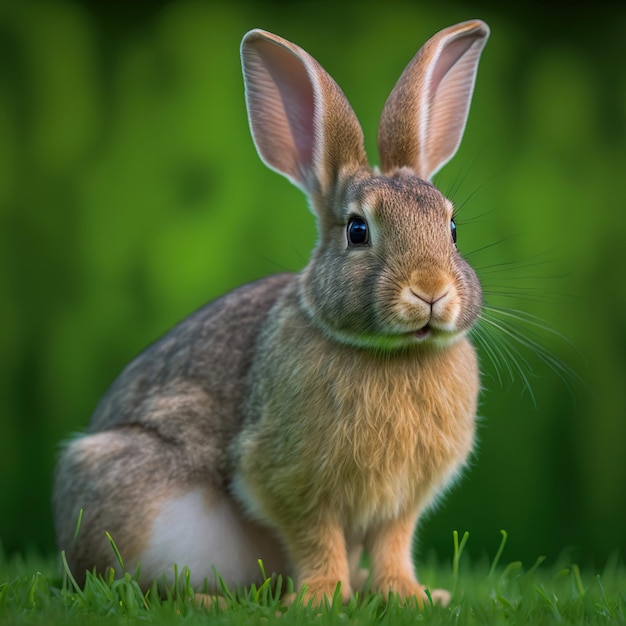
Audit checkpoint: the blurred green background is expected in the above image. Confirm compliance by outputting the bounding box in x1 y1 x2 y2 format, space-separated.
1 0 625 570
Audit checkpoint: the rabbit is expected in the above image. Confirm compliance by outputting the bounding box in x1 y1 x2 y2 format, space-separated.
53 19 489 607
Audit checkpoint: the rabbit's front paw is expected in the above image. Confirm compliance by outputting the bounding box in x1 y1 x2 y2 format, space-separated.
376 577 450 608
299 578 352 607
194 593 228 610
428 588 452 606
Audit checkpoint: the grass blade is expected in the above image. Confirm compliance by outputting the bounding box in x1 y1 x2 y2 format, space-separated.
488 530 508 578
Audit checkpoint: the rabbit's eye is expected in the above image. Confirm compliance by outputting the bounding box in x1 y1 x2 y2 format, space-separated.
450 219 457 244
347 216 369 246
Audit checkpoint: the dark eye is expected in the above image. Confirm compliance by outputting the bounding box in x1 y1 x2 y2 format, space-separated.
450 219 457 244
347 216 369 246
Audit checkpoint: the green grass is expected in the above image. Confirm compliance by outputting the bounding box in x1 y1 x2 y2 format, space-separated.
1 533 624 625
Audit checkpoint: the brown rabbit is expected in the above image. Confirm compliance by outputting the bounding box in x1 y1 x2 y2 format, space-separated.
53 20 490 607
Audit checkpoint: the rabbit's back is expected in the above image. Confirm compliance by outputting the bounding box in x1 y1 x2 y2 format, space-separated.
88 273 294 452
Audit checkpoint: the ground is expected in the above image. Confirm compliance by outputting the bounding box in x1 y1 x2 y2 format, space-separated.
1 533 624 625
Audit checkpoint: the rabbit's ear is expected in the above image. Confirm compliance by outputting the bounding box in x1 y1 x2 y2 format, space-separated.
241 30 368 196
377 20 489 181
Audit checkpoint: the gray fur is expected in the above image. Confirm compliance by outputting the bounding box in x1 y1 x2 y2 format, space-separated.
53 275 293 582
53 22 489 603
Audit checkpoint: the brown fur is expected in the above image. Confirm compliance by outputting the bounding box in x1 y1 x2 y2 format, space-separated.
234 283 478 601
53 21 490 605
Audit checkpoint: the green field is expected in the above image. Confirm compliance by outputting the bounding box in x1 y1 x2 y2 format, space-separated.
2 0 626 612
2 533 624 625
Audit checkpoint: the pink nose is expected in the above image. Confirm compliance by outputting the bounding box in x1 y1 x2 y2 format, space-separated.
409 288 449 307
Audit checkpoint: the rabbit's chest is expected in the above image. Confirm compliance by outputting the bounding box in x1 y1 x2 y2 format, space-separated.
311 342 478 525
321 368 476 524
237 336 479 530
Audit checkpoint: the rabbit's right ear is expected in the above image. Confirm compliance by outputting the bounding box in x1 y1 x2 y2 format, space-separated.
241 30 368 198
377 20 489 181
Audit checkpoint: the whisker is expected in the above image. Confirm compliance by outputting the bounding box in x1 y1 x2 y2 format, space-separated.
477 307 583 400
483 286 580 301
463 237 515 259
441 159 503 215
483 305 582 356
473 316 538 405
483 290 561 305
470 326 505 388
474 256 559 276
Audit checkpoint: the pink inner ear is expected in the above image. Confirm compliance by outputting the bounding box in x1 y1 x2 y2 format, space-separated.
264 52 316 172
429 36 477 99
243 30 367 193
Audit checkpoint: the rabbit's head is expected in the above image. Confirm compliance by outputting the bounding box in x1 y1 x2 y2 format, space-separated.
241 21 489 350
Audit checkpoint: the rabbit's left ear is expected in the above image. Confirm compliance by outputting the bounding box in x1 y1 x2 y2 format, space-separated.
377 20 489 181
241 29 368 198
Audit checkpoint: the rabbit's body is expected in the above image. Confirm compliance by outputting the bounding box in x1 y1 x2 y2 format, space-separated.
236 282 478 600
237 289 478 532
53 21 490 605
53 275 293 587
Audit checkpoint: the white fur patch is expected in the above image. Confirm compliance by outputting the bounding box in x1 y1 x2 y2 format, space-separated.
133 489 286 590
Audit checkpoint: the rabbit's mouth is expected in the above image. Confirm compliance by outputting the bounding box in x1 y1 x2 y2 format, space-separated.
413 324 432 340
412 324 459 344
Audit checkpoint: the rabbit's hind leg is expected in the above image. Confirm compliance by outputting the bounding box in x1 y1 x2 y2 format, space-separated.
133 487 289 591
53 427 170 585
53 427 287 591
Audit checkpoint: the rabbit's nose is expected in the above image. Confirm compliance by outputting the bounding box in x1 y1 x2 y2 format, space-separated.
408 287 450 308
402 281 460 329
